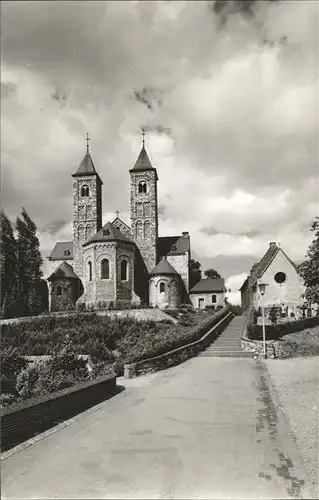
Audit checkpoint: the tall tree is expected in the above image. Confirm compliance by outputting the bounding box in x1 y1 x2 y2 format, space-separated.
204 268 221 279
16 208 43 316
298 217 319 306
0 211 18 315
189 259 202 289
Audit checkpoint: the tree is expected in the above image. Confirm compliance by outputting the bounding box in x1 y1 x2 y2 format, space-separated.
16 208 43 316
0 211 19 316
204 268 221 279
299 217 319 306
189 259 202 288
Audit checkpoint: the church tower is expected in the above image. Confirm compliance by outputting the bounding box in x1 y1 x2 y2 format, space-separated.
72 135 103 276
130 133 158 274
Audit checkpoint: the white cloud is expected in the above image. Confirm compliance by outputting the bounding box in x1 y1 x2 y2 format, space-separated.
1 0 317 282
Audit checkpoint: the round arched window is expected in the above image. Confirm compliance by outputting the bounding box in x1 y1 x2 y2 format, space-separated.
138 181 147 194
274 272 286 284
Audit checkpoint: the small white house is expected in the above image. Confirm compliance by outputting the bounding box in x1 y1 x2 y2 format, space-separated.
189 278 226 310
240 242 305 317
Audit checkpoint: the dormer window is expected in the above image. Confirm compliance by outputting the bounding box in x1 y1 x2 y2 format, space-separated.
81 185 89 197
138 181 147 194
64 250 71 257
103 229 110 236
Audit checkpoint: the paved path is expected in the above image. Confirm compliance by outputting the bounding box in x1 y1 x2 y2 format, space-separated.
1 317 316 499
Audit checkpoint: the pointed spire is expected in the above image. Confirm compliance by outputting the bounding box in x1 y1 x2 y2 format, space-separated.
129 129 158 179
72 133 103 184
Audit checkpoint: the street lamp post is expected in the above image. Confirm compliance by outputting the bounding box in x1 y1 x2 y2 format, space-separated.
258 281 269 358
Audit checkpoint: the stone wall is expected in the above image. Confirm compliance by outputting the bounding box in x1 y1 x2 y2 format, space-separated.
130 170 158 274
166 252 189 295
124 310 233 378
81 241 135 305
1 373 117 452
149 275 181 309
72 175 102 277
50 278 78 312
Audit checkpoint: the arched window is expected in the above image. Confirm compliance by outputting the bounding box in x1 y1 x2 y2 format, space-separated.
121 260 128 281
88 261 92 281
138 181 147 194
81 185 89 197
212 294 217 303
160 282 165 293
101 259 109 279
56 285 62 296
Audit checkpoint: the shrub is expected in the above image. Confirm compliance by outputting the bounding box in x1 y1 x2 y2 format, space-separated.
0 392 18 408
247 315 319 341
122 307 229 363
1 347 28 394
76 302 86 312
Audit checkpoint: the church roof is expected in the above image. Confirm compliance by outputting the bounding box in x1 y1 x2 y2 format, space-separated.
83 221 132 246
190 278 225 294
48 241 73 261
129 146 158 179
72 151 103 184
247 242 298 288
48 262 79 281
158 234 190 258
150 257 179 276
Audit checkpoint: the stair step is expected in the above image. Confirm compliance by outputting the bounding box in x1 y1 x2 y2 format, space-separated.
199 353 253 358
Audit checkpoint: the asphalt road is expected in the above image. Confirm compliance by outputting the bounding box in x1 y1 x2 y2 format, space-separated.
1 321 316 499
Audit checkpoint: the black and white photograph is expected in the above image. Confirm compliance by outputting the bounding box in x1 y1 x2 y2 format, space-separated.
1 0 318 498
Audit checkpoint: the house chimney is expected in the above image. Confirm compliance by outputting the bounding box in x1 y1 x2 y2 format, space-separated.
182 231 189 237
269 242 277 248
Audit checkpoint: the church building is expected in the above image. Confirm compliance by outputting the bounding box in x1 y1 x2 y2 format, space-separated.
47 135 191 311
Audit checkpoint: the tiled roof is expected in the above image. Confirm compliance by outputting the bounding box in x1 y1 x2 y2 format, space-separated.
83 221 132 246
129 146 158 179
249 243 298 287
150 257 179 276
132 146 153 171
255 244 279 280
190 278 225 293
158 235 190 257
73 151 96 175
48 241 73 261
72 151 103 184
48 262 79 281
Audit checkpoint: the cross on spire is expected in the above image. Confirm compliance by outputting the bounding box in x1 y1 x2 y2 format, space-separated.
141 127 146 147
115 210 121 218
86 132 90 152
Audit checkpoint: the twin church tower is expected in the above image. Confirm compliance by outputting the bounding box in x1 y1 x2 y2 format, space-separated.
47 133 191 311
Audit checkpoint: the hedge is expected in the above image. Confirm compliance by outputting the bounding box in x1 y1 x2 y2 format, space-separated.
247 314 319 341
121 307 230 363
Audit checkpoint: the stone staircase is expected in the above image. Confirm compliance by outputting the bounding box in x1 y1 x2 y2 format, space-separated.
198 315 253 358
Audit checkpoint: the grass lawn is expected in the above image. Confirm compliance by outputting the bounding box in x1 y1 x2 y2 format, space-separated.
278 326 319 357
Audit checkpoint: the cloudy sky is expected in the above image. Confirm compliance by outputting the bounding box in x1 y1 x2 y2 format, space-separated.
1 0 318 303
